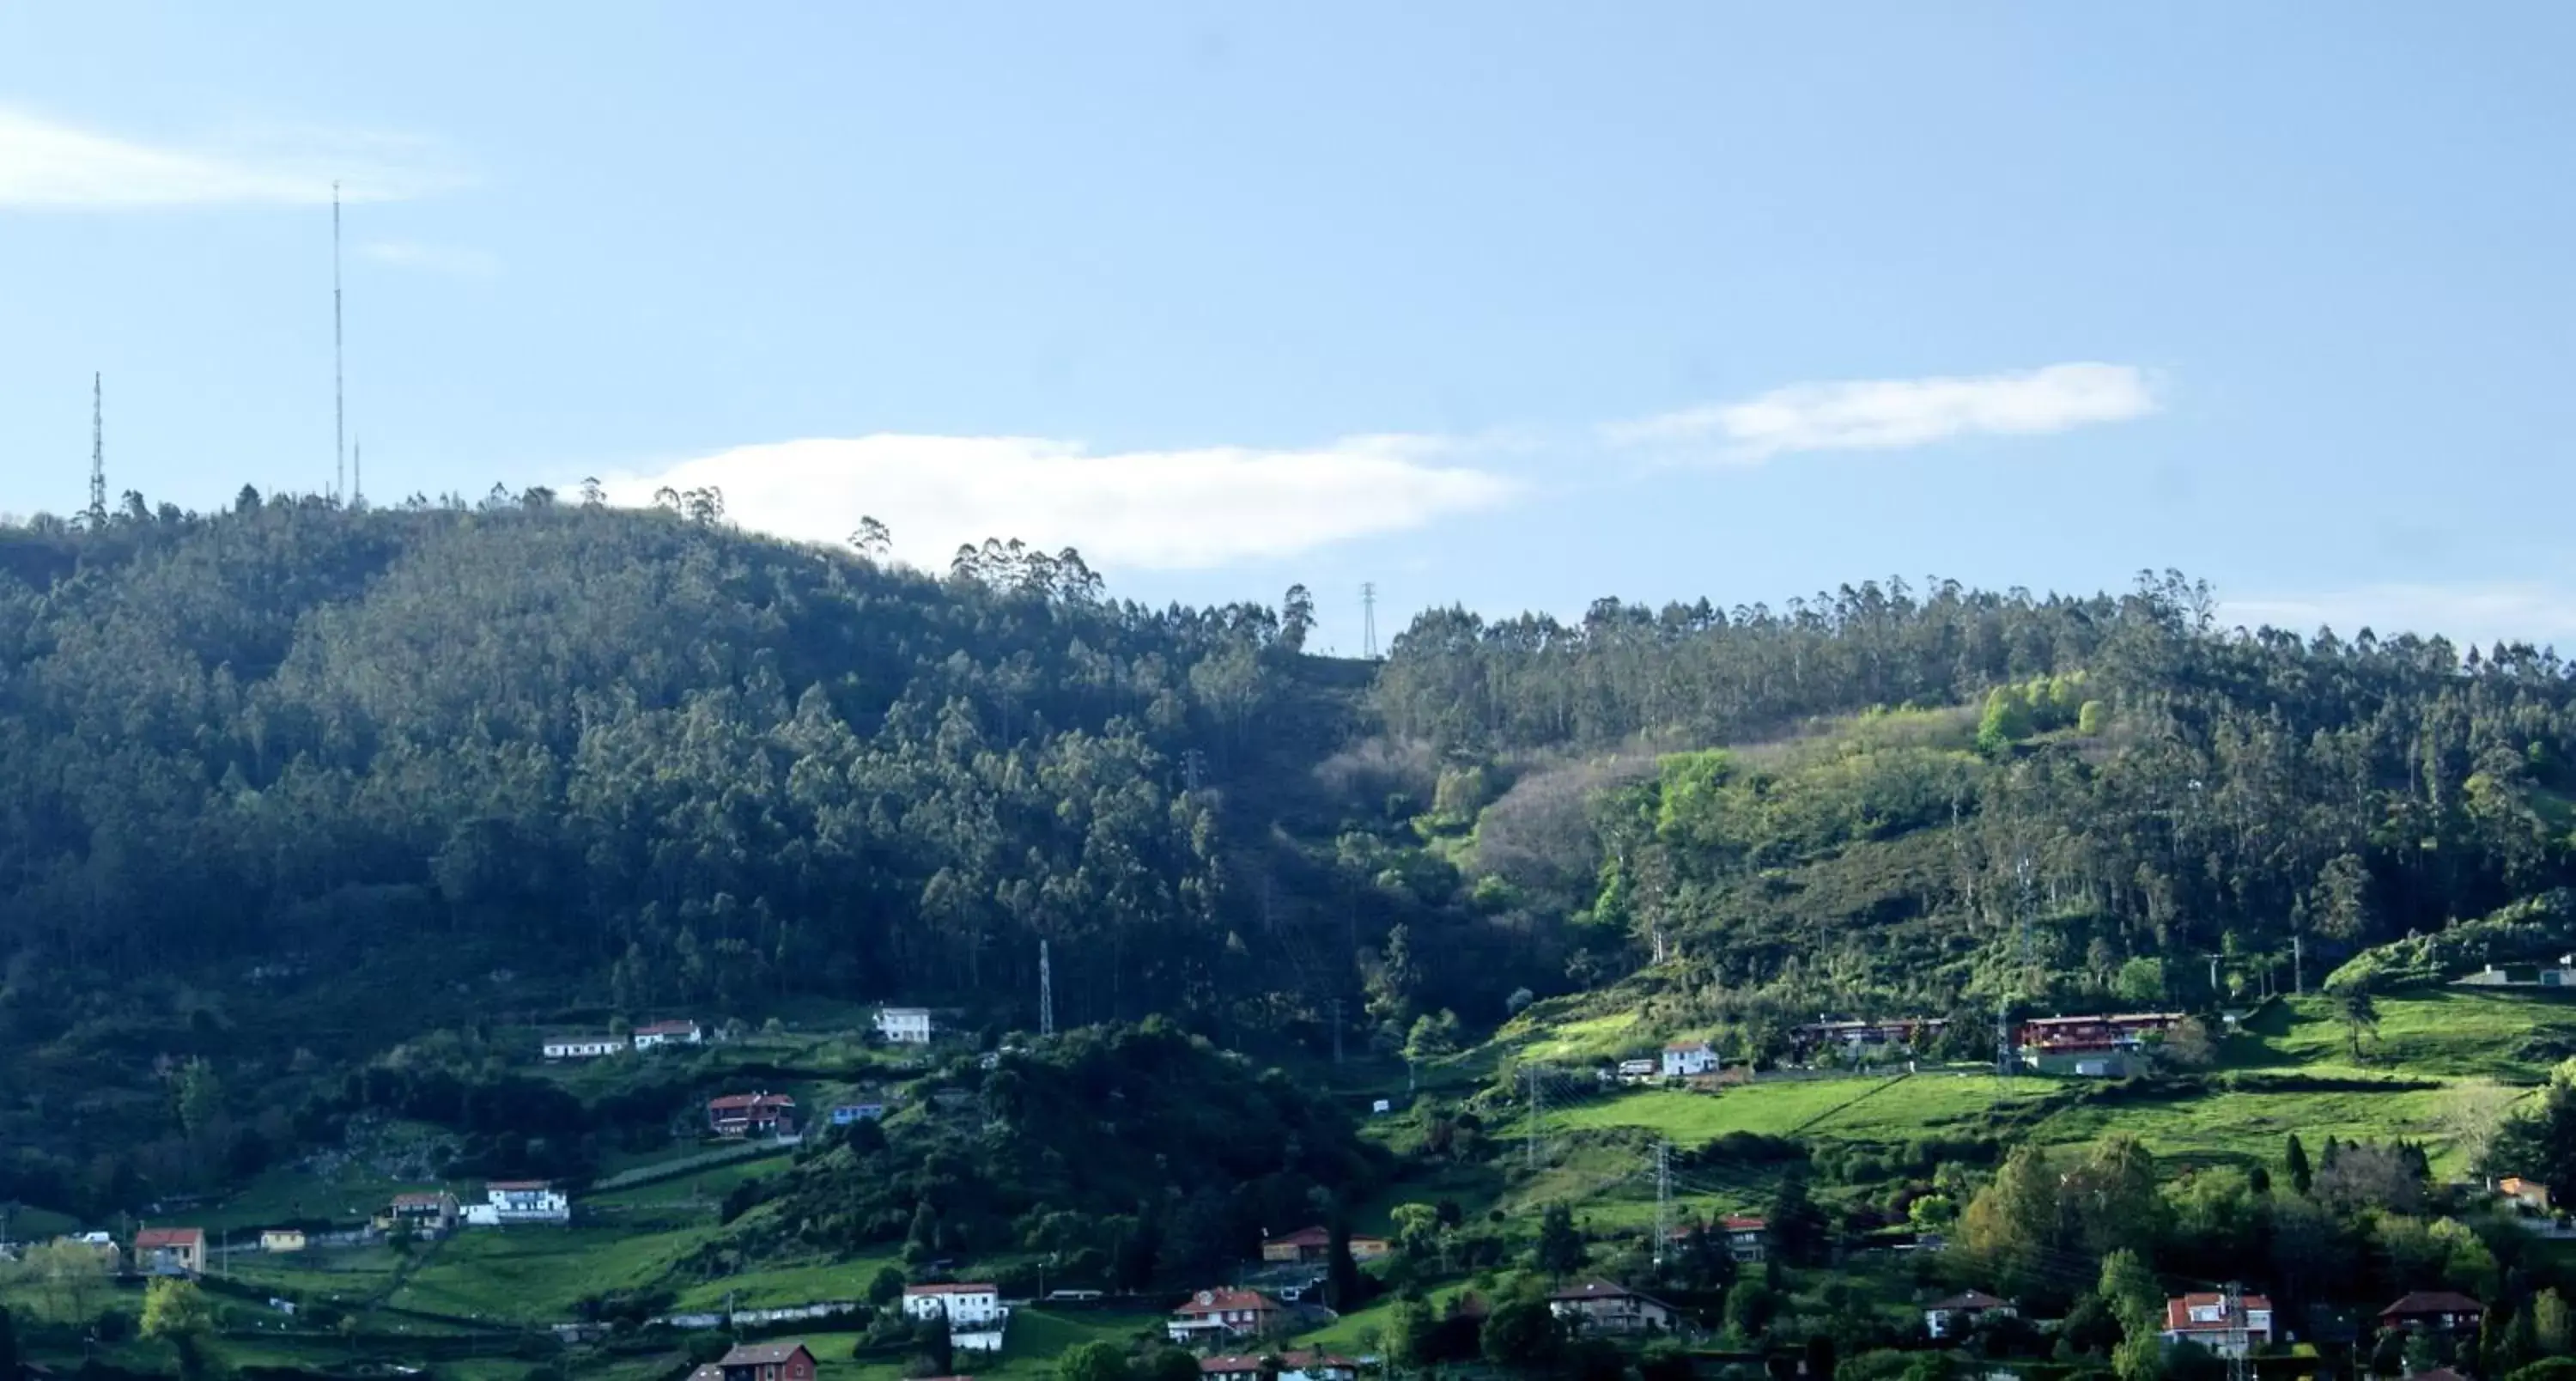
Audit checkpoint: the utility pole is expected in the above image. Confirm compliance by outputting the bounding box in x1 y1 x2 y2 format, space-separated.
1327 996 1344 1065
1653 1142 1674 1266
86 373 106 529
1361 582 1378 660
2293 934 2305 996
1038 940 1055 1038
2222 1281 2249 1381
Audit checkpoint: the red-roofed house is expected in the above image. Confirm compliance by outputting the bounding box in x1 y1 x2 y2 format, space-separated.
1259 1226 1392 1264
1201 1354 1358 1381
2161 1293 2273 1357
133 1227 204 1276
708 1092 797 1138
1720 1215 1769 1263
714 1342 817 1381
1167 1289 1285 1345
1924 1291 2016 1340
1549 1281 1679 1335
2380 1293 2486 1334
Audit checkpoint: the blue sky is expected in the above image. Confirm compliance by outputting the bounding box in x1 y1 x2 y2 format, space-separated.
4 4 2573 654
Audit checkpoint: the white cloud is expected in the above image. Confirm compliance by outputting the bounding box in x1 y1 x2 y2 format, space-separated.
2222 582 2576 650
361 240 498 277
1607 362 2157 462
0 106 465 209
594 433 1522 571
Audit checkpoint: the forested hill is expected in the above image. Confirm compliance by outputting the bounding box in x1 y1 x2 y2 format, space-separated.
7 494 2576 1079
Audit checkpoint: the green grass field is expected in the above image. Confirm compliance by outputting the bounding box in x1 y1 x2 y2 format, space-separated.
1550 1073 2052 1143
393 1225 724 1321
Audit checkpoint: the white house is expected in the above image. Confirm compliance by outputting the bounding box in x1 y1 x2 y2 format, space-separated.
876 1007 935 1044
903 1282 1004 1327
462 1181 571 1226
543 1034 627 1060
1925 1291 2016 1340
1662 1040 1719 1079
2161 1293 2274 1357
632 1020 703 1049
1548 1281 1679 1335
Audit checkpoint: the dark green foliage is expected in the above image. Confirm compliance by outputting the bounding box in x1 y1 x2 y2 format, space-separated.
1534 1202 1586 1277
756 1019 1379 1275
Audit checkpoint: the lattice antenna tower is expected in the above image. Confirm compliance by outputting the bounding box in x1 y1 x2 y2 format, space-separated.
88 373 106 528
1361 582 1378 660
333 181 346 503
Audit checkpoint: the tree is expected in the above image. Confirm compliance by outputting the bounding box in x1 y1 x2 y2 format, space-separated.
2536 1289 2573 1356
2286 1133 2313 1195
176 1056 224 1140
852 517 892 560
905 1318 955 1379
2339 980 2382 1061
1056 1340 1131 1381
1404 1010 1461 1067
1382 1298 1434 1376
1324 1215 1365 1311
2097 1250 2162 1338
1280 585 1315 654
1481 1293 1560 1372
1535 1203 1588 1277
1767 1169 1827 1266
0 1300 17 1381
1960 1143 2060 1295
869 1264 908 1306
142 1278 214 1379
1141 1351 1201 1381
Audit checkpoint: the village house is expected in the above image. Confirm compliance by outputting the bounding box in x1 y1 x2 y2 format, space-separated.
632 1019 704 1049
381 1190 460 1236
1614 1058 1659 1085
2018 1013 2185 1076
1662 1040 1720 1079
2380 1292 2487 1335
1720 1215 1770 1264
1260 1226 1392 1264
259 1229 307 1253
1200 1354 1358 1381
1167 1289 1285 1344
1924 1291 2017 1340
904 1283 1005 1327
2160 1293 2274 1356
1793 1018 1949 1061
876 1007 935 1043
542 1033 628 1060
708 1092 798 1138
713 1341 818 1381
830 1103 888 1126
2499 1177 2554 1213
1548 1281 1679 1335
2456 957 2576 989
132 1227 204 1276
464 1180 572 1226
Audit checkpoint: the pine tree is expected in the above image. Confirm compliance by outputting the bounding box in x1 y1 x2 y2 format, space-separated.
2286 1133 2313 1195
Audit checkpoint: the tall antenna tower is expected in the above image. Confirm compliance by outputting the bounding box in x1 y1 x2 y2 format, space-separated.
1038 940 1055 1038
332 181 346 503
87 373 106 528
1361 582 1378 660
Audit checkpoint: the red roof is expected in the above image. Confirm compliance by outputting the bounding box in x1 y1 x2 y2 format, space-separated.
134 1228 202 1249
2382 1292 2487 1318
2165 1293 2273 1330
709 1092 797 1110
717 1343 817 1367
1268 1226 1334 1248
1722 1215 1767 1232
391 1192 451 1208
906 1282 998 1295
1550 1280 1678 1311
1174 1289 1281 1317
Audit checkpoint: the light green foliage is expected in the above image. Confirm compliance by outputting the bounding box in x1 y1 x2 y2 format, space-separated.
1054 1340 1132 1381
0 1239 115 1324
141 1277 213 1343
